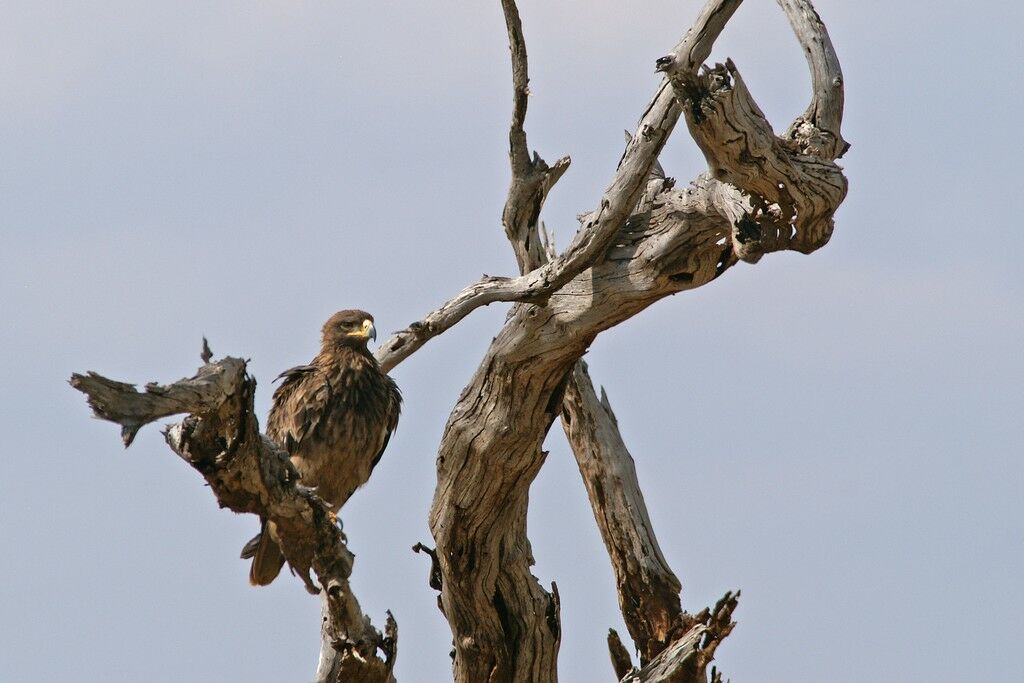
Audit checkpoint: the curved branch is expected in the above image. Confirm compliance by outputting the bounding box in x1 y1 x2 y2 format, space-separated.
677 60 847 257
777 0 849 159
70 354 396 683
376 0 743 376
428 2 750 679
658 0 847 262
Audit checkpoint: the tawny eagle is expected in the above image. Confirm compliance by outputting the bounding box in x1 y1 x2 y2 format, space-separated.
241 309 401 585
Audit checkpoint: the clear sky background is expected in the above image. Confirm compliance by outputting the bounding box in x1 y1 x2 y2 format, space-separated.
2 1 1021 681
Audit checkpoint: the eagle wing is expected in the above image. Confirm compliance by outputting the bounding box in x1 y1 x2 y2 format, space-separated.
266 364 329 452
370 377 402 472
267 354 401 509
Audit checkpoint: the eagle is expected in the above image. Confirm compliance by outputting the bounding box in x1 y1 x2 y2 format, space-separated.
241 309 402 586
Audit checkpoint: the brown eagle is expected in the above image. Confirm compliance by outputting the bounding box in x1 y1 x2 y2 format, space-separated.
241 309 401 586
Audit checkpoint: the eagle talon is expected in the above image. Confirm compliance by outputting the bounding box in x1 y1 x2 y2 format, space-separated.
329 511 347 541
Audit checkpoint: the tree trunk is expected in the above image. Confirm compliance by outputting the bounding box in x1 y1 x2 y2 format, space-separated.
71 0 848 680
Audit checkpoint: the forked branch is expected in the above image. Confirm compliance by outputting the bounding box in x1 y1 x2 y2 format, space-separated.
71 354 396 683
376 0 744 375
426 1 762 682
72 0 849 680
425 0 848 680
618 591 738 683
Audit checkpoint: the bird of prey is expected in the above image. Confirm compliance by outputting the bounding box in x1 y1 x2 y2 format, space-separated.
241 309 401 586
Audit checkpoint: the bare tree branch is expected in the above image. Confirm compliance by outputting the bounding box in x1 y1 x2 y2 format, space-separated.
376 1 744 376
656 0 847 263
428 137 733 683
608 628 637 680
494 9 705 670
562 4 847 674
562 363 684 664
72 1 848 679
777 0 849 159
491 10 699 666
499 0 571 277
618 591 738 683
427 1 753 680
502 0 530 177
655 0 744 75
672 59 847 258
70 356 396 683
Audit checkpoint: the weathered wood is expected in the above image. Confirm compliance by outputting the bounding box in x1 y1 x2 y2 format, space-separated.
608 628 637 680
655 0 744 74
658 0 848 263
499 0 571 274
619 591 738 683
423 131 751 683
673 59 846 258
71 1 848 679
375 1 743 377
496 14 695 669
427 1 764 680
71 353 396 683
562 363 683 665
493 16 709 668
777 0 849 159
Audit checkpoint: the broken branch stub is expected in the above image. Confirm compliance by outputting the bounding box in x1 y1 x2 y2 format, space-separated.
71 357 396 683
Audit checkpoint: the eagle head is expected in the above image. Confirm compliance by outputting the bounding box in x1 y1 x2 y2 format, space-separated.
322 309 376 349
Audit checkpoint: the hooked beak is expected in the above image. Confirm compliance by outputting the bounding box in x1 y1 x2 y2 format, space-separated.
346 318 377 342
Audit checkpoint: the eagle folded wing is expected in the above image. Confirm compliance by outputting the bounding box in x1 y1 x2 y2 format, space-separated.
371 380 401 472
268 364 329 452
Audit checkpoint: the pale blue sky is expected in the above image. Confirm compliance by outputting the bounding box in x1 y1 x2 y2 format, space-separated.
2 1 1022 681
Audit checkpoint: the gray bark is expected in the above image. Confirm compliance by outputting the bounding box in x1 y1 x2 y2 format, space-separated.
70 357 396 683
561 363 684 665
71 0 847 680
422 0 847 680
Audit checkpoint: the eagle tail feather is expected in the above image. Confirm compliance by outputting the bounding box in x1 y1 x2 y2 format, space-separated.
239 533 260 560
245 521 286 586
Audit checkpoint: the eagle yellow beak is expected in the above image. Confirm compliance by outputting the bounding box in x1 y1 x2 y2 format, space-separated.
348 319 376 341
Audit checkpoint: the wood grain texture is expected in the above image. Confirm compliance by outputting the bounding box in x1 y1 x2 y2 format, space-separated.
71 0 848 679
374 1 744 377
426 2 764 680
561 363 683 665
777 0 849 159
71 354 396 683
424 0 846 679
618 592 739 683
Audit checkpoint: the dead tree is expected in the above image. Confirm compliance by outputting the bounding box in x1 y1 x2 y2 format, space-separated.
71 1 847 680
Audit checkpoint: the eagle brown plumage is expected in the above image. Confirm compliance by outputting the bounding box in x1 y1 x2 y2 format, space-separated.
241 309 401 586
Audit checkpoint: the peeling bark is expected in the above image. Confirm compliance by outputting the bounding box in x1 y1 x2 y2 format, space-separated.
562 364 683 665
71 354 396 683
427 0 847 680
72 0 848 679
619 592 739 683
